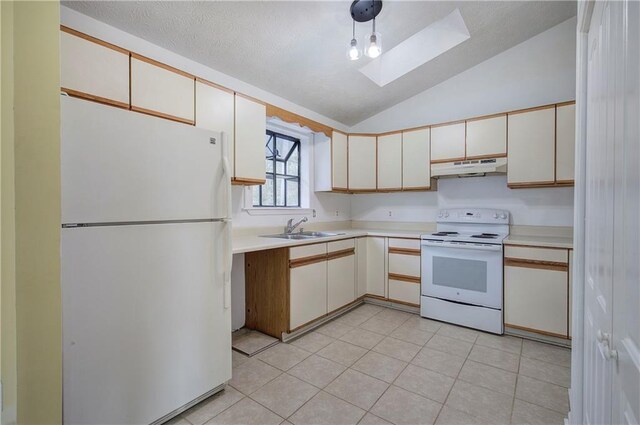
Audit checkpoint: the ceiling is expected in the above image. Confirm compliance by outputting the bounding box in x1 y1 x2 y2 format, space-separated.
63 1 577 126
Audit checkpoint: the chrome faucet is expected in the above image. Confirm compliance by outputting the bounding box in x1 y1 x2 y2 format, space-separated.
285 217 308 234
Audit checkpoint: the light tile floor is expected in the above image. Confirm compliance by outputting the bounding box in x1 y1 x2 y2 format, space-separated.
171 304 571 425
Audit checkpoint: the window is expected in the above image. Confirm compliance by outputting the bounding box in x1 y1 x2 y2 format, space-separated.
252 130 301 207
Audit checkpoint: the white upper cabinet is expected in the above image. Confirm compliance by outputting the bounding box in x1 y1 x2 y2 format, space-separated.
195 80 235 177
348 135 377 191
377 133 402 190
130 55 195 124
465 114 507 159
332 131 349 190
556 103 576 183
430 122 466 162
507 106 556 186
60 29 130 107
234 94 267 184
402 128 431 190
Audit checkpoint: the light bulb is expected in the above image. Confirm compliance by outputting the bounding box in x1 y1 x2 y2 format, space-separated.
347 38 361 61
364 31 382 58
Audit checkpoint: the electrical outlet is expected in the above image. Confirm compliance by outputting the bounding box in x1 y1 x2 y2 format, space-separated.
312 209 317 218
388 211 392 217
335 210 339 217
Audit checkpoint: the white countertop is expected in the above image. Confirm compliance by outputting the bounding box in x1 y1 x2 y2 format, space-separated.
504 234 573 249
232 229 424 254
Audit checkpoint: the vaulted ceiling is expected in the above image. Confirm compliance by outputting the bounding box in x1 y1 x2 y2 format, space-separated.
64 1 577 126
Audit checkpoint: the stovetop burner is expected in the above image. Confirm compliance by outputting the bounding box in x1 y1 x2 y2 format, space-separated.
432 231 459 236
471 233 499 239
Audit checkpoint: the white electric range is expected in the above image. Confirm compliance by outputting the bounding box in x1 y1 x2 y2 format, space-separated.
420 208 509 334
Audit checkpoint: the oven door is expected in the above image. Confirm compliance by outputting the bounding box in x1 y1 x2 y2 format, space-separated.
421 241 503 309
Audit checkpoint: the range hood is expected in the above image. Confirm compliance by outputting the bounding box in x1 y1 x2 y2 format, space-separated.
431 157 507 178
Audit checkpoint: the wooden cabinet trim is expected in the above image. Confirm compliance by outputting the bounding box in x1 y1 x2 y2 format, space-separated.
508 103 557 116
431 157 466 164
465 112 507 123
289 253 328 268
431 119 466 128
61 88 130 110
504 257 568 272
131 52 195 79
388 273 421 284
195 77 234 94
387 298 420 308
60 25 130 55
232 177 267 185
556 100 576 107
465 153 508 160
326 248 355 261
503 243 570 251
266 104 332 137
508 181 574 189
388 247 421 256
130 105 195 125
505 323 568 339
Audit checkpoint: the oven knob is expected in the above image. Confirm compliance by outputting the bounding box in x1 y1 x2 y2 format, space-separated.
438 213 443 218
500 213 507 219
493 213 499 219
444 212 449 218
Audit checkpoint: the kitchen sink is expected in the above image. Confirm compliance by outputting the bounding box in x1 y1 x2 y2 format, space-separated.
261 231 344 240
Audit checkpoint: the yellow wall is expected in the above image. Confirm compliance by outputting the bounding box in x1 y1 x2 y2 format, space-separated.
2 1 61 424
1 1 17 423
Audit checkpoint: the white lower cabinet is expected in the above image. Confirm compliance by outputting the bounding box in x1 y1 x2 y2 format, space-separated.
327 254 356 312
290 260 327 330
356 238 368 298
504 245 570 338
366 237 386 297
388 279 421 306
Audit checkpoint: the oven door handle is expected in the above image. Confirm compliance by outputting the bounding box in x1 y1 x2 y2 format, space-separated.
421 241 503 252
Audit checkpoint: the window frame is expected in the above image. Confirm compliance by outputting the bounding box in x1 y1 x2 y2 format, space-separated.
254 130 302 208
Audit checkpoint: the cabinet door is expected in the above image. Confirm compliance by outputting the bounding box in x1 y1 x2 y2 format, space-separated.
377 133 402 190
504 265 568 337
327 253 356 312
465 114 507 159
234 95 267 184
348 135 377 191
356 238 367 298
130 55 195 124
430 122 465 162
195 80 235 177
507 107 556 186
332 131 348 190
556 103 576 183
388 279 420 306
366 237 386 297
402 128 431 190
60 29 130 108
290 261 327 330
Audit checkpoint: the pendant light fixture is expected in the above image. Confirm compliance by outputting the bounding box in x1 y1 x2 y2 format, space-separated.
348 0 383 61
364 16 382 58
347 19 361 60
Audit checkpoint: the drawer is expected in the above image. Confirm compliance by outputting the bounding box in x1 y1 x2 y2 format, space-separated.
388 238 421 250
328 238 355 253
388 253 421 278
290 243 327 260
388 279 420 306
504 245 568 263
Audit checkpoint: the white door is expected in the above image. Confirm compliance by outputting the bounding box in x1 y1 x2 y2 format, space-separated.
610 1 640 424
62 222 231 425
61 96 225 224
582 2 640 424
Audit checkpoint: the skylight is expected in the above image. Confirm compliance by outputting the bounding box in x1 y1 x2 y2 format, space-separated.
359 8 471 87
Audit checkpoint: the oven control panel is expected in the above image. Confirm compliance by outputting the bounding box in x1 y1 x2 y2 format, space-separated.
436 208 509 224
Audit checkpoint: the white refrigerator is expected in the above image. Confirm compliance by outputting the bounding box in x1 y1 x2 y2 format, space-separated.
61 97 233 425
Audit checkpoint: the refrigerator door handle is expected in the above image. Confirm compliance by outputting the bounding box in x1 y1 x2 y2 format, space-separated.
221 132 233 309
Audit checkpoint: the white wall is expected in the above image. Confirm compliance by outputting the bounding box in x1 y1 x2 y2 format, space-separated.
352 176 574 227
350 17 577 133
